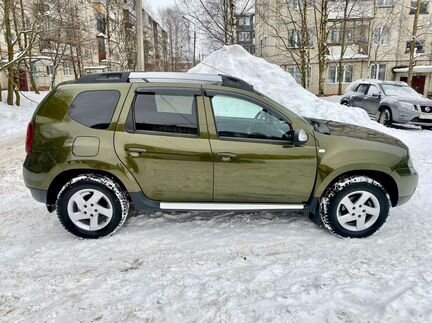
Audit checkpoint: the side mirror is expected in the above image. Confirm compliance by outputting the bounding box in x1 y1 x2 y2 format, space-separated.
293 128 309 146
372 93 381 98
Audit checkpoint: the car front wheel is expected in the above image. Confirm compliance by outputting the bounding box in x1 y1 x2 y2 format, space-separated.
320 176 390 238
56 174 129 239
378 108 392 127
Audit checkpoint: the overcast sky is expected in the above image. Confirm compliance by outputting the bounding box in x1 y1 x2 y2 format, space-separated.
146 0 175 12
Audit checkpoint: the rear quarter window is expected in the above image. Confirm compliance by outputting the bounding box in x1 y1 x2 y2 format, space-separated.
68 90 120 129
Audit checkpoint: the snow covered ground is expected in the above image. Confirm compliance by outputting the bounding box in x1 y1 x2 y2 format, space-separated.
1 50 432 322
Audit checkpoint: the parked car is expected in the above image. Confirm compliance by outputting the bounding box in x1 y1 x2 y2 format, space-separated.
23 72 418 239
340 79 432 129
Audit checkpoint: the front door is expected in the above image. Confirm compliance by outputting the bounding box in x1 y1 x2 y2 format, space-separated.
204 91 317 204
114 85 213 201
363 84 382 116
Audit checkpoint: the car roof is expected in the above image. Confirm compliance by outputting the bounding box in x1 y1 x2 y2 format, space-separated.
356 79 408 86
74 72 255 92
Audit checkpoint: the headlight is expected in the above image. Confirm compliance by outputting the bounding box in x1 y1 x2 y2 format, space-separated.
400 102 416 111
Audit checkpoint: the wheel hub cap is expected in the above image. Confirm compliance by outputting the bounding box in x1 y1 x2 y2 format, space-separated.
336 190 380 231
67 189 113 231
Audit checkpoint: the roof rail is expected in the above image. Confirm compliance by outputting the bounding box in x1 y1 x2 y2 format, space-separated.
75 71 254 92
76 72 130 83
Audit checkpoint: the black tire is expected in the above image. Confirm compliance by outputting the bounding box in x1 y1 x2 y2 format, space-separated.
56 174 129 239
378 108 392 127
320 176 390 238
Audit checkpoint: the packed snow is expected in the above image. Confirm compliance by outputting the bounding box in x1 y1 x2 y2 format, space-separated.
189 45 378 128
1 48 432 322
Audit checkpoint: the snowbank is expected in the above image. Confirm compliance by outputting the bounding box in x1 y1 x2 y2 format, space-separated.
189 45 379 128
0 91 47 139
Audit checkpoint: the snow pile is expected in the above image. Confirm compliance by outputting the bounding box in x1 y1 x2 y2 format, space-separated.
0 91 47 139
189 45 378 128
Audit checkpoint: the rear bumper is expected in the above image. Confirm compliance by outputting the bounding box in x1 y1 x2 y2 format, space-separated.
28 187 47 204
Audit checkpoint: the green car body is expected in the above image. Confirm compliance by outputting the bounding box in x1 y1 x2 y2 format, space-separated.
23 72 418 238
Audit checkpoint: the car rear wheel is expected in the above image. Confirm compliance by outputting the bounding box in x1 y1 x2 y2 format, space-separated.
320 176 390 238
56 174 129 239
378 108 392 127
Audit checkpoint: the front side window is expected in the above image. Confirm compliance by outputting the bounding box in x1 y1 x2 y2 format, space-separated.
69 90 120 129
366 85 380 96
130 93 198 135
211 95 292 142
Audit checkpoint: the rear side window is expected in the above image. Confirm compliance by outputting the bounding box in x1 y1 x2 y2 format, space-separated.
129 93 198 136
69 90 120 129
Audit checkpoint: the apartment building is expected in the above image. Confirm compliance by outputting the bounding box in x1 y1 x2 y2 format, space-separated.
0 0 168 91
237 13 256 54
255 0 432 96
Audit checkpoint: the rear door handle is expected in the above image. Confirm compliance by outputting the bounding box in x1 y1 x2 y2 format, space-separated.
125 147 147 157
216 152 237 162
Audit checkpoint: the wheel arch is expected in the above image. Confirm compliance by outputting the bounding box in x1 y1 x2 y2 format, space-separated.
46 169 130 212
317 170 399 207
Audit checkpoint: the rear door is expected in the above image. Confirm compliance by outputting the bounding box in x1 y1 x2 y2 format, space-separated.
114 84 213 201
203 89 317 204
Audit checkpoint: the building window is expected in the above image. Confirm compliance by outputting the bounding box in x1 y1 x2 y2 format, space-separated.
370 64 386 80
377 0 393 6
328 28 353 44
288 29 313 48
410 1 429 14
405 40 425 53
373 27 390 46
329 28 341 43
260 37 267 55
63 65 73 76
286 66 312 86
238 17 250 26
239 31 251 42
327 65 353 83
46 65 53 75
96 16 106 33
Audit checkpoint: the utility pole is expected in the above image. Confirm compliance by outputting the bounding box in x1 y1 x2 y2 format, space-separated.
136 0 145 70
182 16 196 66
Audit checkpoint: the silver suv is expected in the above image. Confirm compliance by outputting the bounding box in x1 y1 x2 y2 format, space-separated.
340 80 432 129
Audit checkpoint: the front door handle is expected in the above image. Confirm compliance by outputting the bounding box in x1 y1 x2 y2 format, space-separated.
216 152 237 162
125 147 147 157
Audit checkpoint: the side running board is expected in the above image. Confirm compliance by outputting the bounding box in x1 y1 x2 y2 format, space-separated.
160 202 304 211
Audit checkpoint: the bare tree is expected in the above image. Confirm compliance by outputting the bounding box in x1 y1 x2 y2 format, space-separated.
179 0 252 47
159 6 191 71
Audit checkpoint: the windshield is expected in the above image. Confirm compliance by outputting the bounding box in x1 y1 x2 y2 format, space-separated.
381 84 423 98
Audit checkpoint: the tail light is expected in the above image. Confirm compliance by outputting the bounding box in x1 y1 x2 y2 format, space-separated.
25 121 35 155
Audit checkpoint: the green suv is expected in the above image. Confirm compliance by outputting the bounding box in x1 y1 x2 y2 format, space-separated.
23 72 418 239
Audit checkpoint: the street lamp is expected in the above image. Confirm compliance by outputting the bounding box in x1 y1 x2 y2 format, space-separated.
182 16 196 66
